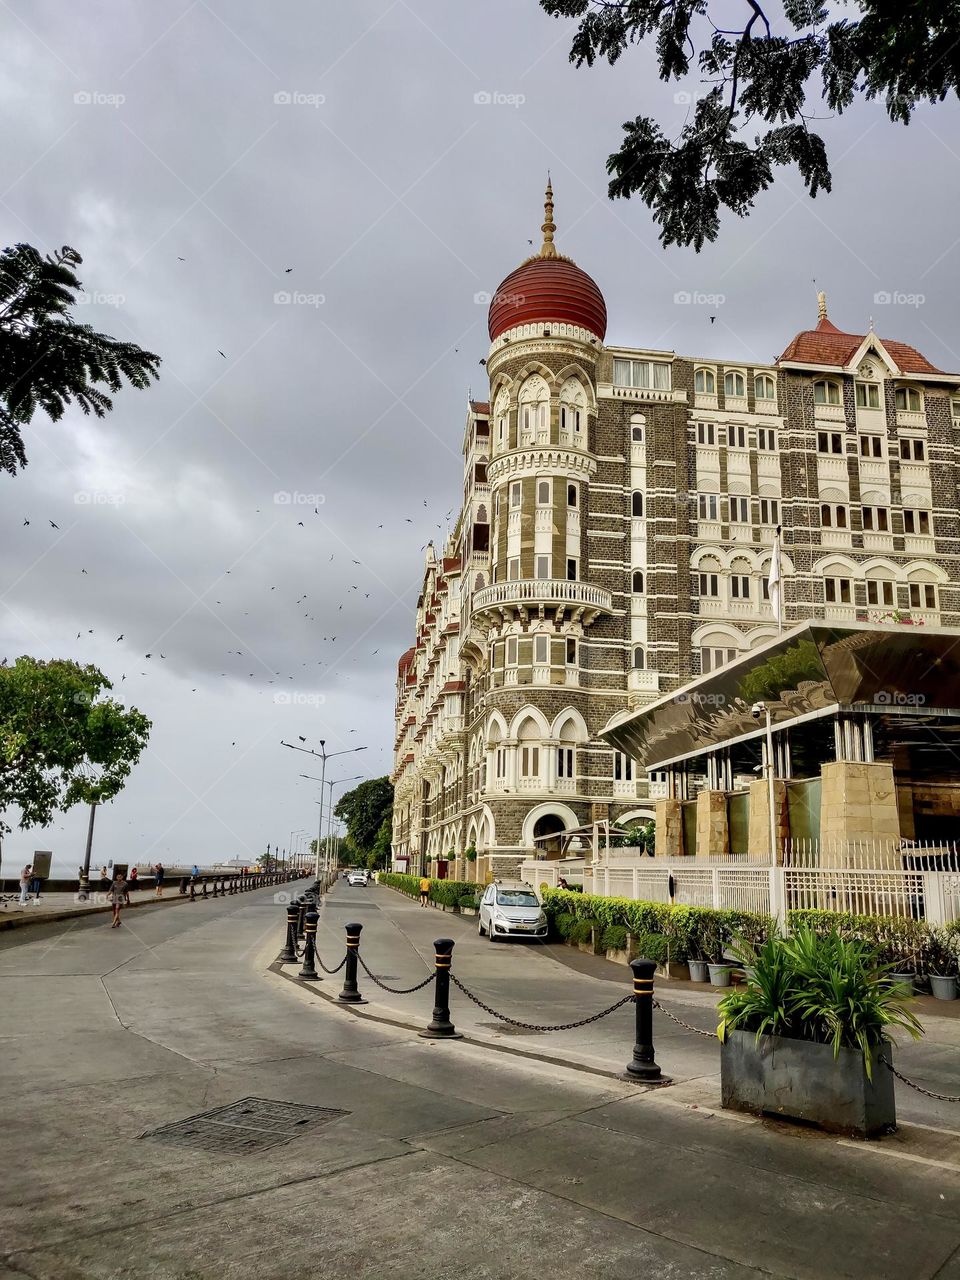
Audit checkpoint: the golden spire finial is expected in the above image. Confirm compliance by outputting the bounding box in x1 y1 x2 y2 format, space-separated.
540 174 557 259
817 290 828 322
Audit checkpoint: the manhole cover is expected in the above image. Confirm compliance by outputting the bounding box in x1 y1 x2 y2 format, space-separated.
141 1097 349 1154
476 1021 542 1037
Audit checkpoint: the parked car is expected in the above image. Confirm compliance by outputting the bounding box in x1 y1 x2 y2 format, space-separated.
478 881 547 941
346 870 368 886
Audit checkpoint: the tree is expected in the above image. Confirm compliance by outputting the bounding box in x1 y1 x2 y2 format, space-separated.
538 0 960 248
334 777 393 860
0 243 161 475
0 657 151 835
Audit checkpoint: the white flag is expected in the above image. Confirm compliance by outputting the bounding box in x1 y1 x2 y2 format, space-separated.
768 528 783 631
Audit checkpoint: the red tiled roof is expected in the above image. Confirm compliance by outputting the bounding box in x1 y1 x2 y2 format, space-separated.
397 646 416 671
778 316 944 374
469 400 489 414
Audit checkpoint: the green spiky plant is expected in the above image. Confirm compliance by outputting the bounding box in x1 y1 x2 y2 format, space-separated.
718 926 923 1078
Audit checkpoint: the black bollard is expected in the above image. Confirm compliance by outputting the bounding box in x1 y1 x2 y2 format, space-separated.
625 958 669 1083
179 876 188 896
337 922 367 1003
189 879 196 901
279 901 299 963
202 880 208 899
212 879 219 898
296 896 307 939
298 906 321 980
419 938 462 1039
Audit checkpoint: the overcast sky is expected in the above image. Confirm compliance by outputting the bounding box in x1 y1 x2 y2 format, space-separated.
2 1 959 876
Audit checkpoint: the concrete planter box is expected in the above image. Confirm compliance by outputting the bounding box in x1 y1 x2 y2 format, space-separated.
606 947 630 967
657 960 690 981
720 1029 896 1138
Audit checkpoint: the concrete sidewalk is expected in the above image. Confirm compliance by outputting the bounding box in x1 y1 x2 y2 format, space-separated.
287 882 960 1130
4 877 960 1278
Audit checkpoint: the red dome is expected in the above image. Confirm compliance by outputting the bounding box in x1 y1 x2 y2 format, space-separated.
488 255 607 343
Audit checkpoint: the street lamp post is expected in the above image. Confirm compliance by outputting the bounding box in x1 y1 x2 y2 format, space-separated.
323 775 363 877
281 740 367 885
78 800 99 900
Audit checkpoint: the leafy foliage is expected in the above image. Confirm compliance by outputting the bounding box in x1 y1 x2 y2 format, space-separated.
601 923 629 951
537 1 960 247
334 777 393 862
541 888 773 962
0 243 160 475
379 872 477 907
718 927 923 1074
0 656 151 834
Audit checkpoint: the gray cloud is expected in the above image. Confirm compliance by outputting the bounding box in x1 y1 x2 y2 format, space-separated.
2 0 959 872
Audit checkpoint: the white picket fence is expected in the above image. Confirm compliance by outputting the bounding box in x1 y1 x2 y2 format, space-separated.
558 857 960 926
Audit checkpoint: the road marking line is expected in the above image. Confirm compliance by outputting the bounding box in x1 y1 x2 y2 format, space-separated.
836 1139 960 1173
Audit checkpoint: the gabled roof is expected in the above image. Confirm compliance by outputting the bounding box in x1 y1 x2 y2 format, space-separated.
778 315 945 375
468 400 489 414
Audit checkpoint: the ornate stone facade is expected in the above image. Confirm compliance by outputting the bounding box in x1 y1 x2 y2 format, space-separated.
391 187 960 871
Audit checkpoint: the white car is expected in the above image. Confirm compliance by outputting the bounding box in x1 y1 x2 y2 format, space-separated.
478 881 547 941
346 870 368 886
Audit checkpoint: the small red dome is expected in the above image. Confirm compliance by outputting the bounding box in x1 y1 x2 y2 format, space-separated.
488 255 607 343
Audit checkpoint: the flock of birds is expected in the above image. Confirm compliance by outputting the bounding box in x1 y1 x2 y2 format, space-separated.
15 491 454 727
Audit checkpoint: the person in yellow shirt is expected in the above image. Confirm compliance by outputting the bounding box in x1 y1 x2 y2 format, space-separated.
419 876 430 907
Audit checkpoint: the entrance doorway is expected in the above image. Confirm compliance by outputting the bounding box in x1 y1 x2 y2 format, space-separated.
532 812 566 854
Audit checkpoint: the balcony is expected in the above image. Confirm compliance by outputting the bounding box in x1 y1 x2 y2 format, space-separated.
472 578 614 623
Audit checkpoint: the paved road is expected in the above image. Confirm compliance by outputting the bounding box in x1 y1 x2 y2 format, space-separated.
3 879 960 1279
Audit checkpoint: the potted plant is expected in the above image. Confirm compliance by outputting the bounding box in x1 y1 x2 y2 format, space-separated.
700 915 733 986
718 927 923 1137
464 845 477 862
925 927 958 1000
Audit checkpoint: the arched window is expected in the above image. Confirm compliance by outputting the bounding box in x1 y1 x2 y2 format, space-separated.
517 718 541 779
557 718 578 781
493 386 510 452
813 379 841 406
630 412 645 443
695 368 716 394
755 374 776 400
632 570 644 593
632 646 645 670
476 504 488 523
518 374 549 443
559 377 587 445
724 370 746 397
632 491 644 517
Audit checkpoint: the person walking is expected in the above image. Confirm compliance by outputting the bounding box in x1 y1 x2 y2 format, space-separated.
108 871 127 928
19 865 32 906
154 862 165 898
419 875 430 907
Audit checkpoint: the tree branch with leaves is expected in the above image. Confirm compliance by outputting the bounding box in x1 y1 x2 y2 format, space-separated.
539 0 960 248
0 243 160 475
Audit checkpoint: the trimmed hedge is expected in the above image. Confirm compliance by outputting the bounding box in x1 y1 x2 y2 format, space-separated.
379 872 478 908
601 924 628 952
541 888 773 963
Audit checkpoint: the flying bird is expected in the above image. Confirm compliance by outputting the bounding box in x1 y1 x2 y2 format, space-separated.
284 268 293 273
81 568 87 574
49 520 59 529
22 519 29 526
710 316 717 325
298 521 304 527
177 256 186 261
116 635 123 641
218 350 226 358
